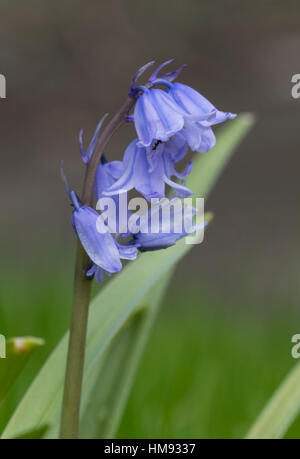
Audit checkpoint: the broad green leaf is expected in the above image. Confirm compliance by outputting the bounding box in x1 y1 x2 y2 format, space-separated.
80 272 173 438
3 234 195 439
0 337 44 406
246 361 300 439
1 114 254 439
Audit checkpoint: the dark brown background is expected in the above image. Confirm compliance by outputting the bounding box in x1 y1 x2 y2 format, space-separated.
1 0 299 305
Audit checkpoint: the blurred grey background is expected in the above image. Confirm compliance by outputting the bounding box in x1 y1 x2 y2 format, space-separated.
1 0 300 306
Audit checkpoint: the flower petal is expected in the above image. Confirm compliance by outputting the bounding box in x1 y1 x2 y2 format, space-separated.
170 83 215 117
181 120 216 153
148 59 175 83
105 160 124 179
79 114 108 163
105 140 166 201
131 201 206 252
134 92 156 147
150 90 185 142
134 148 165 200
134 89 185 147
169 83 236 126
198 126 216 152
72 206 122 273
130 61 155 96
163 132 188 162
94 163 116 202
116 242 138 260
104 140 138 194
163 154 193 197
163 174 193 198
205 111 237 126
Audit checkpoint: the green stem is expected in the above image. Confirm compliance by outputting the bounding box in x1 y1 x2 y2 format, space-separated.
59 244 91 439
59 95 135 439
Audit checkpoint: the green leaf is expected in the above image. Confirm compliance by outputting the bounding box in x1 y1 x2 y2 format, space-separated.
1 114 254 439
246 361 300 439
12 424 49 440
80 272 174 438
0 337 44 406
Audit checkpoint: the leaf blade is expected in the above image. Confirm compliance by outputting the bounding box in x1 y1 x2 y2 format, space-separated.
80 272 173 438
246 361 300 439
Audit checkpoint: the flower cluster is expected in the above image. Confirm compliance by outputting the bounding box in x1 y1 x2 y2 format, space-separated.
63 60 236 281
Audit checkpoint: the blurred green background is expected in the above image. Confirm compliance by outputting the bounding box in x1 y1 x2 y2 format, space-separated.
1 0 300 438
1 263 300 438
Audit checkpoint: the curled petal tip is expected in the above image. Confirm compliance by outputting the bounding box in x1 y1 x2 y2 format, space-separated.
148 59 175 83
79 113 108 163
163 64 187 82
79 128 88 163
130 61 155 96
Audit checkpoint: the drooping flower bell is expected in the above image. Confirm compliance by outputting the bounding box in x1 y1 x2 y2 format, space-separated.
168 82 235 125
167 82 236 152
128 198 207 252
71 199 122 274
103 133 193 202
130 60 236 153
61 167 137 282
133 87 187 147
94 155 136 238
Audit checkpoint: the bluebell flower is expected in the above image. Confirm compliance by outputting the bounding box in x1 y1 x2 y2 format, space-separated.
85 240 138 282
168 82 235 124
133 87 187 147
70 193 122 274
103 134 193 201
130 60 236 152
94 155 131 236
61 167 137 282
128 199 207 252
180 120 217 153
94 156 124 202
167 82 236 152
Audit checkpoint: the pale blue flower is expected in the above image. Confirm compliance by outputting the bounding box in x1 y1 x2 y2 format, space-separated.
133 87 187 147
129 200 207 252
61 167 137 282
167 82 236 152
103 134 193 201
94 155 131 236
70 193 122 274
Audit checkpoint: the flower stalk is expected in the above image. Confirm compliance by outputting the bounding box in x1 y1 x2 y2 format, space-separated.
59 95 135 439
